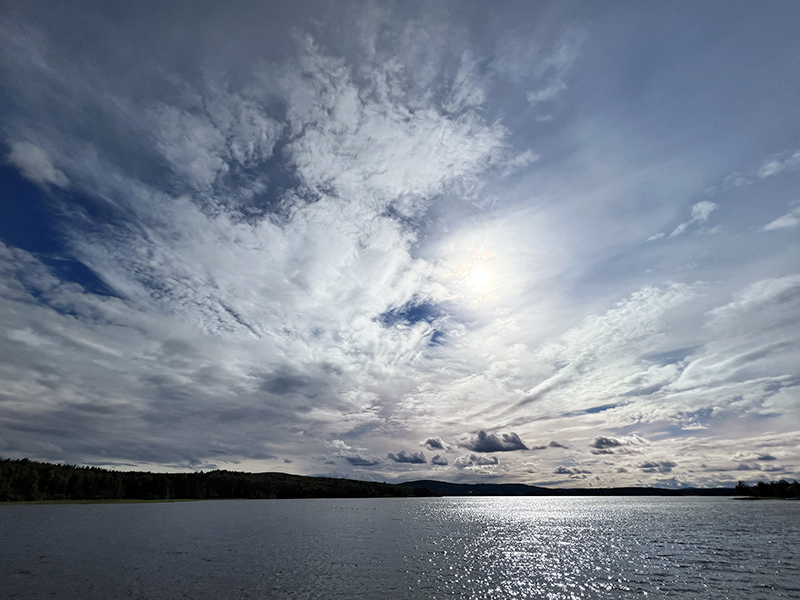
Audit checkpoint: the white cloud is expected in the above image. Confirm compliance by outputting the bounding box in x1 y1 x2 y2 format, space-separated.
7 141 69 188
527 81 567 105
669 201 717 238
758 150 800 179
512 283 696 415
764 206 800 230
0 15 514 471
664 275 800 421
282 38 506 216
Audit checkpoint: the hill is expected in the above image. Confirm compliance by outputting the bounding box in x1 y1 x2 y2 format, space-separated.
0 458 431 502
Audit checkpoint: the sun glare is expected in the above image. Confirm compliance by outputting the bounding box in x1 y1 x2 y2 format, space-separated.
468 267 490 288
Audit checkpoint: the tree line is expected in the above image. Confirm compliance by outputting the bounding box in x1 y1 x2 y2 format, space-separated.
735 479 800 499
0 458 432 502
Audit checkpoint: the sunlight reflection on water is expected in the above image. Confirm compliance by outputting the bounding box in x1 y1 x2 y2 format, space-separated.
2 496 799 599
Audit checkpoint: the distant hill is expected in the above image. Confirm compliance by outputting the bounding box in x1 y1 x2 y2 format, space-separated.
0 458 431 502
0 457 745 502
402 479 738 497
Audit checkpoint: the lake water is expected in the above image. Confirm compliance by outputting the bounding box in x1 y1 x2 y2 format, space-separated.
2 496 799 599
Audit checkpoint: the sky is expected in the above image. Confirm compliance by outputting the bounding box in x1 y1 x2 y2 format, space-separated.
0 1 798 488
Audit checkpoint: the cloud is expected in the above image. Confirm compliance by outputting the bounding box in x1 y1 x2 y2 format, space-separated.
524 29 585 108
758 149 800 179
637 460 676 474
722 173 752 188
514 283 696 415
282 36 507 215
330 440 381 468
671 275 800 392
7 141 69 188
431 454 448 466
344 454 381 467
527 81 567 105
553 466 591 478
669 201 717 238
454 453 499 468
548 440 568 449
589 434 648 455
764 206 800 230
589 436 622 449
733 452 777 462
460 430 528 452
387 450 427 464
420 436 452 452
0 14 514 469
143 92 283 192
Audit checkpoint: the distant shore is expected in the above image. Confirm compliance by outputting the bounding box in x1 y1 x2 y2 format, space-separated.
2 457 772 502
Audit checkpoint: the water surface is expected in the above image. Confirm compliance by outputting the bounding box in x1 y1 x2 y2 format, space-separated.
2 496 798 599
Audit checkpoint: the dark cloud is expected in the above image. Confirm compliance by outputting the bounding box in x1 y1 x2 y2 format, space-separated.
736 463 762 471
553 465 591 479
638 460 676 474
589 434 648 455
590 436 623 449
387 450 427 464
344 454 380 467
420 436 451 451
761 464 786 472
455 453 499 468
548 440 568 449
554 466 591 475
260 372 314 395
461 430 528 453
431 454 448 466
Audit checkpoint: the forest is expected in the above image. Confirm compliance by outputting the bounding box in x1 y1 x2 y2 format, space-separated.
4 458 796 502
735 479 800 499
0 458 432 501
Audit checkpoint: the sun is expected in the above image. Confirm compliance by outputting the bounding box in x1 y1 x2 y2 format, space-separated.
468 267 490 288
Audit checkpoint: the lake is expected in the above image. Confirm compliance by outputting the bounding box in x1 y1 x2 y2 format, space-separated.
2 496 799 599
